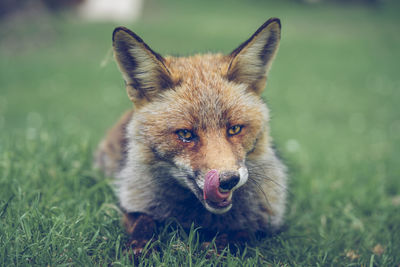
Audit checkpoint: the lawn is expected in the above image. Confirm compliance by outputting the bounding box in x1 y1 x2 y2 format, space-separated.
1 0 400 265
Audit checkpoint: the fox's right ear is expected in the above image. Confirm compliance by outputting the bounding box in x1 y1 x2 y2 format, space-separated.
227 18 281 95
113 27 174 106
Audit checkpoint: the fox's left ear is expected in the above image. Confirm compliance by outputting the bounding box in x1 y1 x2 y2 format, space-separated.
112 27 174 107
227 18 281 94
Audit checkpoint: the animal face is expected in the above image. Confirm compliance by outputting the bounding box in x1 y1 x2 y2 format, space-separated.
112 19 281 214
133 64 269 213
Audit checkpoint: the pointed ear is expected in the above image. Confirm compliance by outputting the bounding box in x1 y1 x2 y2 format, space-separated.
113 27 174 106
227 18 281 94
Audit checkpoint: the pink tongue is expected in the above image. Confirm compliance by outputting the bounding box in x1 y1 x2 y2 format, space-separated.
203 170 230 202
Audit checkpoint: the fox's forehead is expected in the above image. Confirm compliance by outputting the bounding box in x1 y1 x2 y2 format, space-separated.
165 53 230 82
165 53 241 105
140 54 268 130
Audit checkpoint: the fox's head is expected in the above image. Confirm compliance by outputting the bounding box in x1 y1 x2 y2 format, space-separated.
113 19 281 214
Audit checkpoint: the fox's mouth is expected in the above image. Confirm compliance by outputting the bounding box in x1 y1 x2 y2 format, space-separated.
202 169 233 213
204 191 233 213
187 178 232 214
189 168 248 214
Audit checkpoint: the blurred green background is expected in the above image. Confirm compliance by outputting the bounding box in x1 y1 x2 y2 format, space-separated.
1 0 399 265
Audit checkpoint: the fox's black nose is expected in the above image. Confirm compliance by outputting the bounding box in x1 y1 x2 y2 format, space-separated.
219 172 240 191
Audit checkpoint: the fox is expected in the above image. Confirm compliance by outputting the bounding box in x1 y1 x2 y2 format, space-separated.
94 18 288 254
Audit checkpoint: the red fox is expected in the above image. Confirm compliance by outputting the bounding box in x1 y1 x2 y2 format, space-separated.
95 18 288 254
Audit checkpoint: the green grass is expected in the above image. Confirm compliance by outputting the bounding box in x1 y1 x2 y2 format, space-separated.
1 0 400 265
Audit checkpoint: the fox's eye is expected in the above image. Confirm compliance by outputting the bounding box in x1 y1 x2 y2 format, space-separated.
228 125 242 136
176 129 195 142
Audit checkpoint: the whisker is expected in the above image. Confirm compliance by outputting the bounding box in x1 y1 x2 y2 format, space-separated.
248 162 288 192
247 177 272 210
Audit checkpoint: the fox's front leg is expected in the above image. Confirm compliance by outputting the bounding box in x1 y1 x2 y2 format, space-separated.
123 212 156 256
202 230 251 255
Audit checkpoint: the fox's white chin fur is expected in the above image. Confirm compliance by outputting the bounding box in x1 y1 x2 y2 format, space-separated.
204 202 232 214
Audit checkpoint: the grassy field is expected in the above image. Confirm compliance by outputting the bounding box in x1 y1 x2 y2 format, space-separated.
1 0 400 265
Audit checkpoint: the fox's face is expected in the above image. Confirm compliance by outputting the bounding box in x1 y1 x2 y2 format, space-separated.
113 19 281 214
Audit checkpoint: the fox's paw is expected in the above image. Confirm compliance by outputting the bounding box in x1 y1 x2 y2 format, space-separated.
126 237 153 258
201 231 251 257
201 233 230 258
123 212 156 258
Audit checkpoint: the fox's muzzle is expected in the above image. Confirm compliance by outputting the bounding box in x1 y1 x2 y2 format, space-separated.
202 167 248 213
